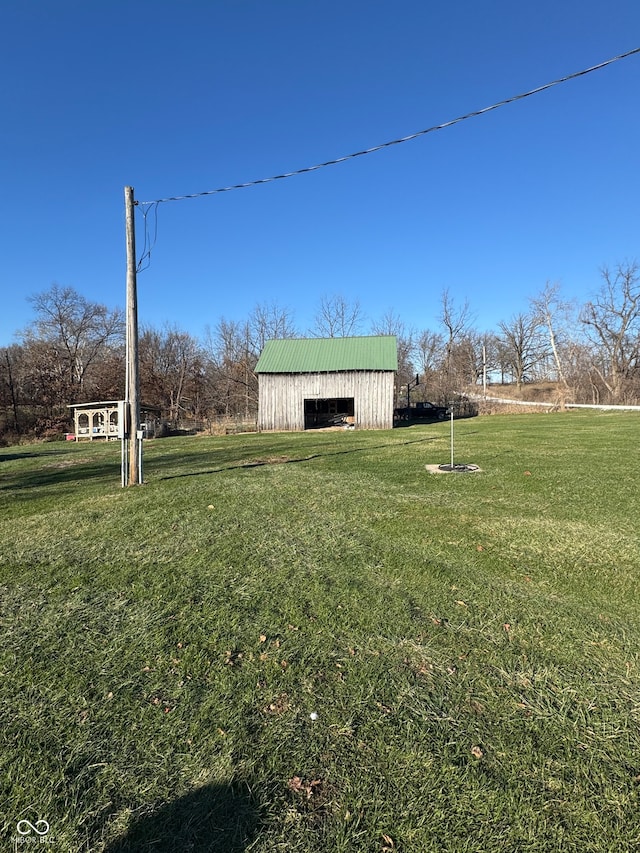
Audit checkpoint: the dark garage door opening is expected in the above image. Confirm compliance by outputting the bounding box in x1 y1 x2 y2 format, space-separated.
304 398 355 429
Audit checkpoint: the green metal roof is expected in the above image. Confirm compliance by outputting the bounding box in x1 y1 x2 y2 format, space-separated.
255 335 398 373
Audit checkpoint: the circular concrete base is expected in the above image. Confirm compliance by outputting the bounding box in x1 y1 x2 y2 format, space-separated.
426 463 482 474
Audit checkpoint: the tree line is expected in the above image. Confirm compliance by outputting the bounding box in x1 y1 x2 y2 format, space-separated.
1 261 639 442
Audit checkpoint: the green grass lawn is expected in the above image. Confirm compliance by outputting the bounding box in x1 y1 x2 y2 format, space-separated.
1 412 639 852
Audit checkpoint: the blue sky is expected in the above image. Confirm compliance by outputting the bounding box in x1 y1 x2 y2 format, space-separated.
1 1 639 347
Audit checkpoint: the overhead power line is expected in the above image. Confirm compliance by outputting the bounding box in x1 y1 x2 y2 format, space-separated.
137 46 640 208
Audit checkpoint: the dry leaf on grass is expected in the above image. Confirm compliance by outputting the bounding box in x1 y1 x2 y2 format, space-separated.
263 693 290 715
287 776 323 800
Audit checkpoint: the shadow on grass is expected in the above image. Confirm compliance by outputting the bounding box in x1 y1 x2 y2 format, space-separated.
103 782 260 853
0 451 58 462
156 435 440 481
0 460 119 492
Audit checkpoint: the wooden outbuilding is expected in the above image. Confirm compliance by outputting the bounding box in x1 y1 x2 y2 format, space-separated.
255 335 397 431
67 401 161 441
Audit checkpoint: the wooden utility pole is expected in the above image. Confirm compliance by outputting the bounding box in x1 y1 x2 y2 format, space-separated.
125 186 141 485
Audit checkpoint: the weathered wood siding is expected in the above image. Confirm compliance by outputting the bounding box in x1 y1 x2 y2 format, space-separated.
258 370 395 431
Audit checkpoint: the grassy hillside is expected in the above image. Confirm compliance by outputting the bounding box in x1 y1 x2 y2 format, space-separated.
1 412 639 851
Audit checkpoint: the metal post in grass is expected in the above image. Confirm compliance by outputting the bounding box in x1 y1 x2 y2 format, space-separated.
449 402 455 470
121 432 127 488
435 401 480 474
124 186 142 485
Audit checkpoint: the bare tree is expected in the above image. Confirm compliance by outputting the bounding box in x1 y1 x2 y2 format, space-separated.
560 339 602 404
22 284 124 403
249 302 298 353
0 346 21 435
139 325 204 425
579 261 640 403
498 311 548 389
415 329 445 386
451 331 496 388
200 303 298 421
371 309 415 406
439 288 474 384
530 282 576 390
310 294 365 338
204 319 256 418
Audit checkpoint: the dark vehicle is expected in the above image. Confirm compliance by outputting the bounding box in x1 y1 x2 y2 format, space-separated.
394 401 448 422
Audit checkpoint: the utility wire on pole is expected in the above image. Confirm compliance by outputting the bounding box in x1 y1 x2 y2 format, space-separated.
125 186 141 485
137 47 640 209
